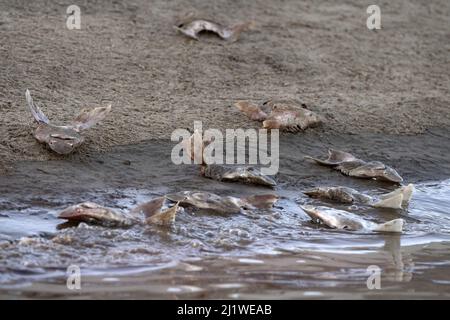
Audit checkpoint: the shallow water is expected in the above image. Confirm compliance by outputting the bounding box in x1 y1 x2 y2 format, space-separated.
0 137 449 299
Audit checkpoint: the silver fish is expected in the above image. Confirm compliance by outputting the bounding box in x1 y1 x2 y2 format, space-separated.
301 205 404 233
235 100 321 132
201 164 277 187
58 198 180 228
174 18 251 42
58 202 138 228
26 89 111 155
165 191 278 215
304 184 414 209
305 149 403 183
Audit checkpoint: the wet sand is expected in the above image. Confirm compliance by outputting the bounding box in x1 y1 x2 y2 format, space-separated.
1 0 450 173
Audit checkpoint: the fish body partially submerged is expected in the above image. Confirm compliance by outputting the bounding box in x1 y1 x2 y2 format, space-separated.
174 18 251 42
184 131 277 187
58 198 180 228
301 205 404 233
201 164 277 187
305 149 403 183
26 89 111 155
304 184 414 209
58 202 138 228
165 191 278 215
235 100 321 132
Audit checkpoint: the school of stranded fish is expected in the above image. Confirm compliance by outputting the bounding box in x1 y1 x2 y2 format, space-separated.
24 17 414 234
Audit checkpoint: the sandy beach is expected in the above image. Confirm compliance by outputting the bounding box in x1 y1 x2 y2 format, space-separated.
0 0 449 174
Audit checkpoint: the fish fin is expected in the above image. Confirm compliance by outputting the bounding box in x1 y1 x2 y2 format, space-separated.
241 194 278 209
401 184 414 205
234 101 267 121
304 149 356 166
372 192 403 209
131 197 165 218
304 155 335 166
146 202 179 226
374 219 404 233
71 104 112 132
25 89 50 124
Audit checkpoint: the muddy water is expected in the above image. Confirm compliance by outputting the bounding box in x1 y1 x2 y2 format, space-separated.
0 131 450 299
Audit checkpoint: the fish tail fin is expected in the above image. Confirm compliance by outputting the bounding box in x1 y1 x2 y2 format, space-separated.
25 89 50 124
374 219 404 233
146 202 179 226
71 104 112 132
226 21 253 42
241 194 278 209
372 192 404 209
402 184 415 205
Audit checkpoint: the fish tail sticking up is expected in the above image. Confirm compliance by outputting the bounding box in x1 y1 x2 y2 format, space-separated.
131 197 165 217
372 192 404 209
146 202 179 226
25 89 50 124
374 218 404 233
401 184 415 205
71 104 112 132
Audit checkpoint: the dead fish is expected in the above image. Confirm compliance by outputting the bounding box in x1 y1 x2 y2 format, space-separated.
235 100 321 132
304 149 403 183
304 184 414 209
26 89 111 155
58 198 180 228
174 18 251 42
201 164 277 187
301 205 404 233
165 191 278 215
58 202 138 228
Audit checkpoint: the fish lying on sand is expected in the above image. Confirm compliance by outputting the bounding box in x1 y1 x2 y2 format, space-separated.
235 100 321 132
185 131 277 187
165 191 278 215
201 164 276 187
304 149 403 183
58 198 180 228
174 17 252 42
304 184 414 209
26 89 111 155
301 205 404 233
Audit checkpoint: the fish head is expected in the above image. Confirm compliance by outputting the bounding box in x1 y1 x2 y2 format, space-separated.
35 124 83 154
58 202 108 223
58 202 133 227
351 161 403 183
